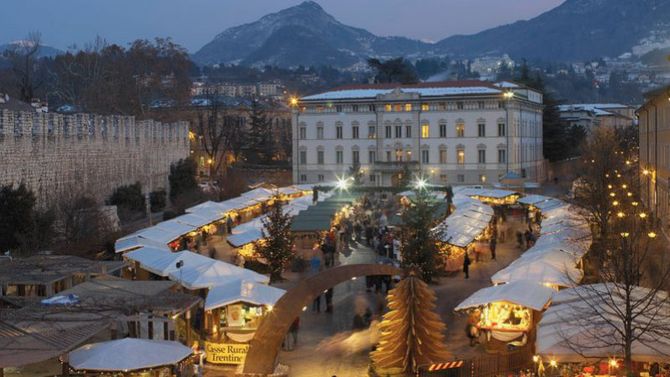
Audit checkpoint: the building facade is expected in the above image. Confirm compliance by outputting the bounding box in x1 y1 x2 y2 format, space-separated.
292 81 544 187
558 103 636 131
0 109 189 207
639 87 670 227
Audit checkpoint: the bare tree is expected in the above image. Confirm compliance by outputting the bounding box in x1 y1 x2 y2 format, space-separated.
193 89 248 199
5 31 43 102
575 127 623 248
558 150 670 374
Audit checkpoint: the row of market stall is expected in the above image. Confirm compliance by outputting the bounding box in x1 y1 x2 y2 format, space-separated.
115 185 312 254
453 193 593 347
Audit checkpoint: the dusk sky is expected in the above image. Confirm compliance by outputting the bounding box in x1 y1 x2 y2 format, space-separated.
1 0 565 52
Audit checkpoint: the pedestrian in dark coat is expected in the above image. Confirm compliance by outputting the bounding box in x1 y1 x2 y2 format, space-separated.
325 288 333 313
463 252 471 279
490 237 497 260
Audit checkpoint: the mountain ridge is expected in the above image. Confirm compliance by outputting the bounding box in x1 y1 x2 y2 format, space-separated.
193 0 670 67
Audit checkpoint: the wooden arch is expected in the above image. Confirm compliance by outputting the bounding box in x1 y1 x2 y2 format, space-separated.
241 263 402 375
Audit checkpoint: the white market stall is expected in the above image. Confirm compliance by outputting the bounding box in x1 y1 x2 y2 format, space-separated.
67 338 193 375
455 280 554 344
204 279 285 344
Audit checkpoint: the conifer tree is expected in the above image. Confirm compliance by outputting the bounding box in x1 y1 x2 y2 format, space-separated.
247 98 273 164
399 191 441 282
371 272 451 375
255 198 294 283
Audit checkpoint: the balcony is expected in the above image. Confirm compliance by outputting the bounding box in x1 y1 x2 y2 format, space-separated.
372 160 420 173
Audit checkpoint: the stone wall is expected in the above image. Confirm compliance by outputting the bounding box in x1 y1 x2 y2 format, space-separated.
0 110 189 208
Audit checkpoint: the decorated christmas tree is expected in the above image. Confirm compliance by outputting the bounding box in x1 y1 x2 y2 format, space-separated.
255 197 294 283
370 271 451 376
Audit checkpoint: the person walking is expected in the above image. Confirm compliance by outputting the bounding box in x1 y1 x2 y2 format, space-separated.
325 288 333 313
288 317 300 349
312 294 321 313
463 252 471 279
490 236 497 260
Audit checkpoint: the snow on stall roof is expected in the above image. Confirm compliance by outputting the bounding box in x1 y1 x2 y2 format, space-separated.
455 280 554 312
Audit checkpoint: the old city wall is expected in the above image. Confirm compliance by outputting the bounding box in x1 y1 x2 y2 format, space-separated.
0 110 190 208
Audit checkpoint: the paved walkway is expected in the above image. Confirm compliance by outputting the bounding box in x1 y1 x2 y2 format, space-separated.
275 217 529 376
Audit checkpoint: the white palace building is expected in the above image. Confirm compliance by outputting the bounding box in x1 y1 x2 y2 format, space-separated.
291 80 545 187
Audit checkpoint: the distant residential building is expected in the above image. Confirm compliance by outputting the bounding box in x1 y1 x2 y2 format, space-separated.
190 82 284 99
639 86 670 227
470 54 515 81
292 81 544 186
557 103 636 131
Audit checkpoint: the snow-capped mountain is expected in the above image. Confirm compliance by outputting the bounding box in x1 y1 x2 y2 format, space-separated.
194 0 670 68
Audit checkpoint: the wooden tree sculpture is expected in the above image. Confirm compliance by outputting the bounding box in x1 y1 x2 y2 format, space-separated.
370 271 451 376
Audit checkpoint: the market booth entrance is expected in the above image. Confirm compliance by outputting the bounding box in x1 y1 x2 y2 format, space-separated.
240 263 402 376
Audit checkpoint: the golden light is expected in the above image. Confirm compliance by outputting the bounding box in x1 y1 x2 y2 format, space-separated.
643 169 650 175
503 91 514 99
626 160 631 165
620 232 630 238
616 174 621 178
612 201 619 206
532 355 540 363
302 306 307 312
627 192 633 197
289 97 299 107
648 232 657 239
606 174 610 178
622 184 627 189
188 131 196 140
609 359 618 368
609 192 616 197
640 213 647 219
266 305 273 312
207 158 213 165
549 360 557 368
607 184 613 189
413 177 428 190
617 212 625 218
632 201 639 206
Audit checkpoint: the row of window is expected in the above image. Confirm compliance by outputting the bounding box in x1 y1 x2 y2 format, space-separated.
298 148 507 165
298 123 507 140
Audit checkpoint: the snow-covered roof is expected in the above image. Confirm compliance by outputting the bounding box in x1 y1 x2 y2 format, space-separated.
461 188 518 199
205 279 285 311
114 234 169 254
69 338 192 371
455 280 555 312
434 195 493 248
168 259 268 290
302 87 502 101
557 103 632 117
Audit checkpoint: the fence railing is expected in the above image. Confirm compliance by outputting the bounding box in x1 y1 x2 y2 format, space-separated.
420 349 534 377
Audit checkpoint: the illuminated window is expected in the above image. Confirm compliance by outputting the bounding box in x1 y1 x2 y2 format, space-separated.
456 122 465 138
394 104 402 112
395 148 403 161
421 103 430 111
404 103 412 112
457 149 465 165
368 126 376 139
385 104 392 112
480 174 487 183
422 124 430 138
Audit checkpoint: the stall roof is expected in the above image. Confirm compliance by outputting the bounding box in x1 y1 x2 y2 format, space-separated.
518 195 551 206
125 248 214 277
174 213 214 228
115 234 168 253
135 226 182 244
491 257 583 288
461 188 518 199
168 259 269 289
205 279 285 311
69 338 193 371
155 219 198 237
455 280 555 312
